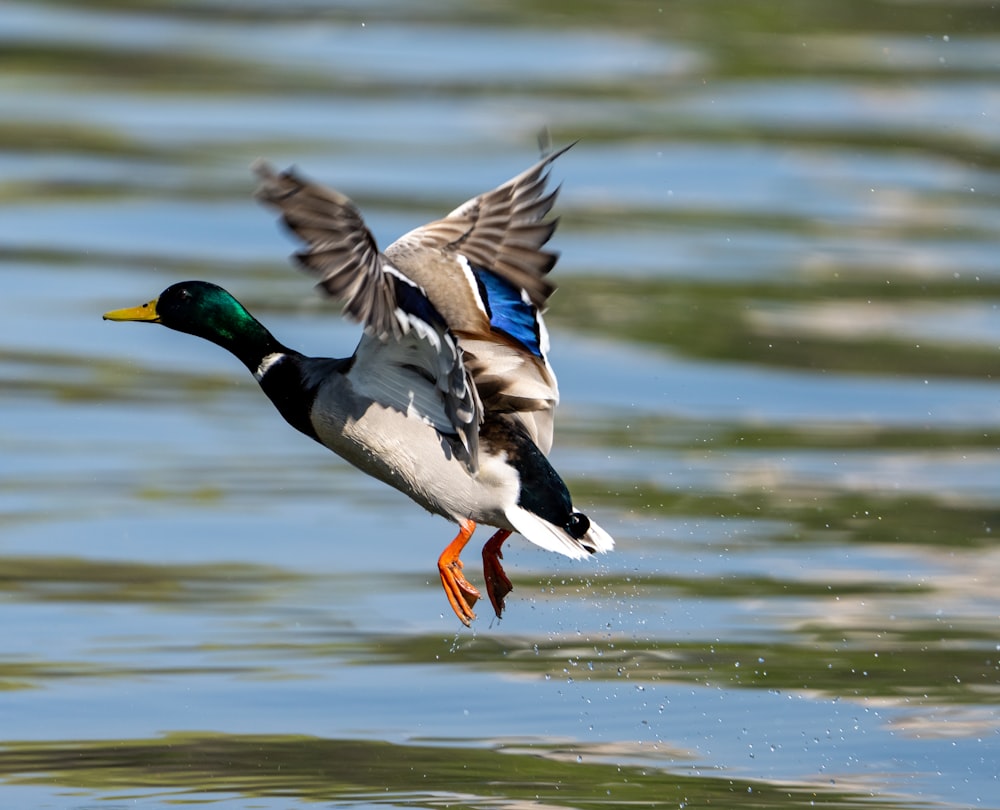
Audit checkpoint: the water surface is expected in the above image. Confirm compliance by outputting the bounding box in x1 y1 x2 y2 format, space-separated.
1 1 999 808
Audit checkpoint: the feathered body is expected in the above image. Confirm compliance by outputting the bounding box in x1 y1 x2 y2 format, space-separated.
104 145 613 625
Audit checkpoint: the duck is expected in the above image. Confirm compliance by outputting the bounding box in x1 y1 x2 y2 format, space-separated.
103 144 614 626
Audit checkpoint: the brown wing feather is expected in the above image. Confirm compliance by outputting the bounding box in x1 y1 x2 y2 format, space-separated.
385 142 575 309
252 159 401 341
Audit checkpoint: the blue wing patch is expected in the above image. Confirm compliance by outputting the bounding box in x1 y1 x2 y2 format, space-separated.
473 266 543 358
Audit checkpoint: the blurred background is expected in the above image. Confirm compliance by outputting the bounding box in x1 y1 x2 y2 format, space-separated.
1 1 998 807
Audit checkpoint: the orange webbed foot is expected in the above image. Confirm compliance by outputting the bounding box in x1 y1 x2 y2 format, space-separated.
438 520 480 626
482 529 513 619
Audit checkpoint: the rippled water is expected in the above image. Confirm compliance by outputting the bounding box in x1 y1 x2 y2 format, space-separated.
2 2 999 808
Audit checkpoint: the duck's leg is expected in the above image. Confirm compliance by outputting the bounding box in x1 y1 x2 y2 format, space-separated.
482 529 513 619
438 519 481 626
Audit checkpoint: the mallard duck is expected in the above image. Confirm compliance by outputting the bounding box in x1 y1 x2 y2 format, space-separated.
103 144 613 625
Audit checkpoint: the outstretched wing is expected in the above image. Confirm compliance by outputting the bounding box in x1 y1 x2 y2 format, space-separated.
385 143 574 310
253 159 481 469
384 145 573 453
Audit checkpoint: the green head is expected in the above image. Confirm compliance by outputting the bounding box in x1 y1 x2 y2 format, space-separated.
103 281 279 369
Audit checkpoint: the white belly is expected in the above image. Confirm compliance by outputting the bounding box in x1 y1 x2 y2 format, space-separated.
310 387 518 529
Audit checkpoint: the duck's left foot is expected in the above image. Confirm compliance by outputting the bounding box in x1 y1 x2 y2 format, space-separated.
482 529 513 619
438 520 480 626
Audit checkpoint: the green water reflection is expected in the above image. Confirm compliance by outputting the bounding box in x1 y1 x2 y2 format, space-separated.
0 732 916 809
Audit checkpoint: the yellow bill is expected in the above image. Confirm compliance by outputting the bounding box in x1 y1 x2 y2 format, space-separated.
103 298 160 322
